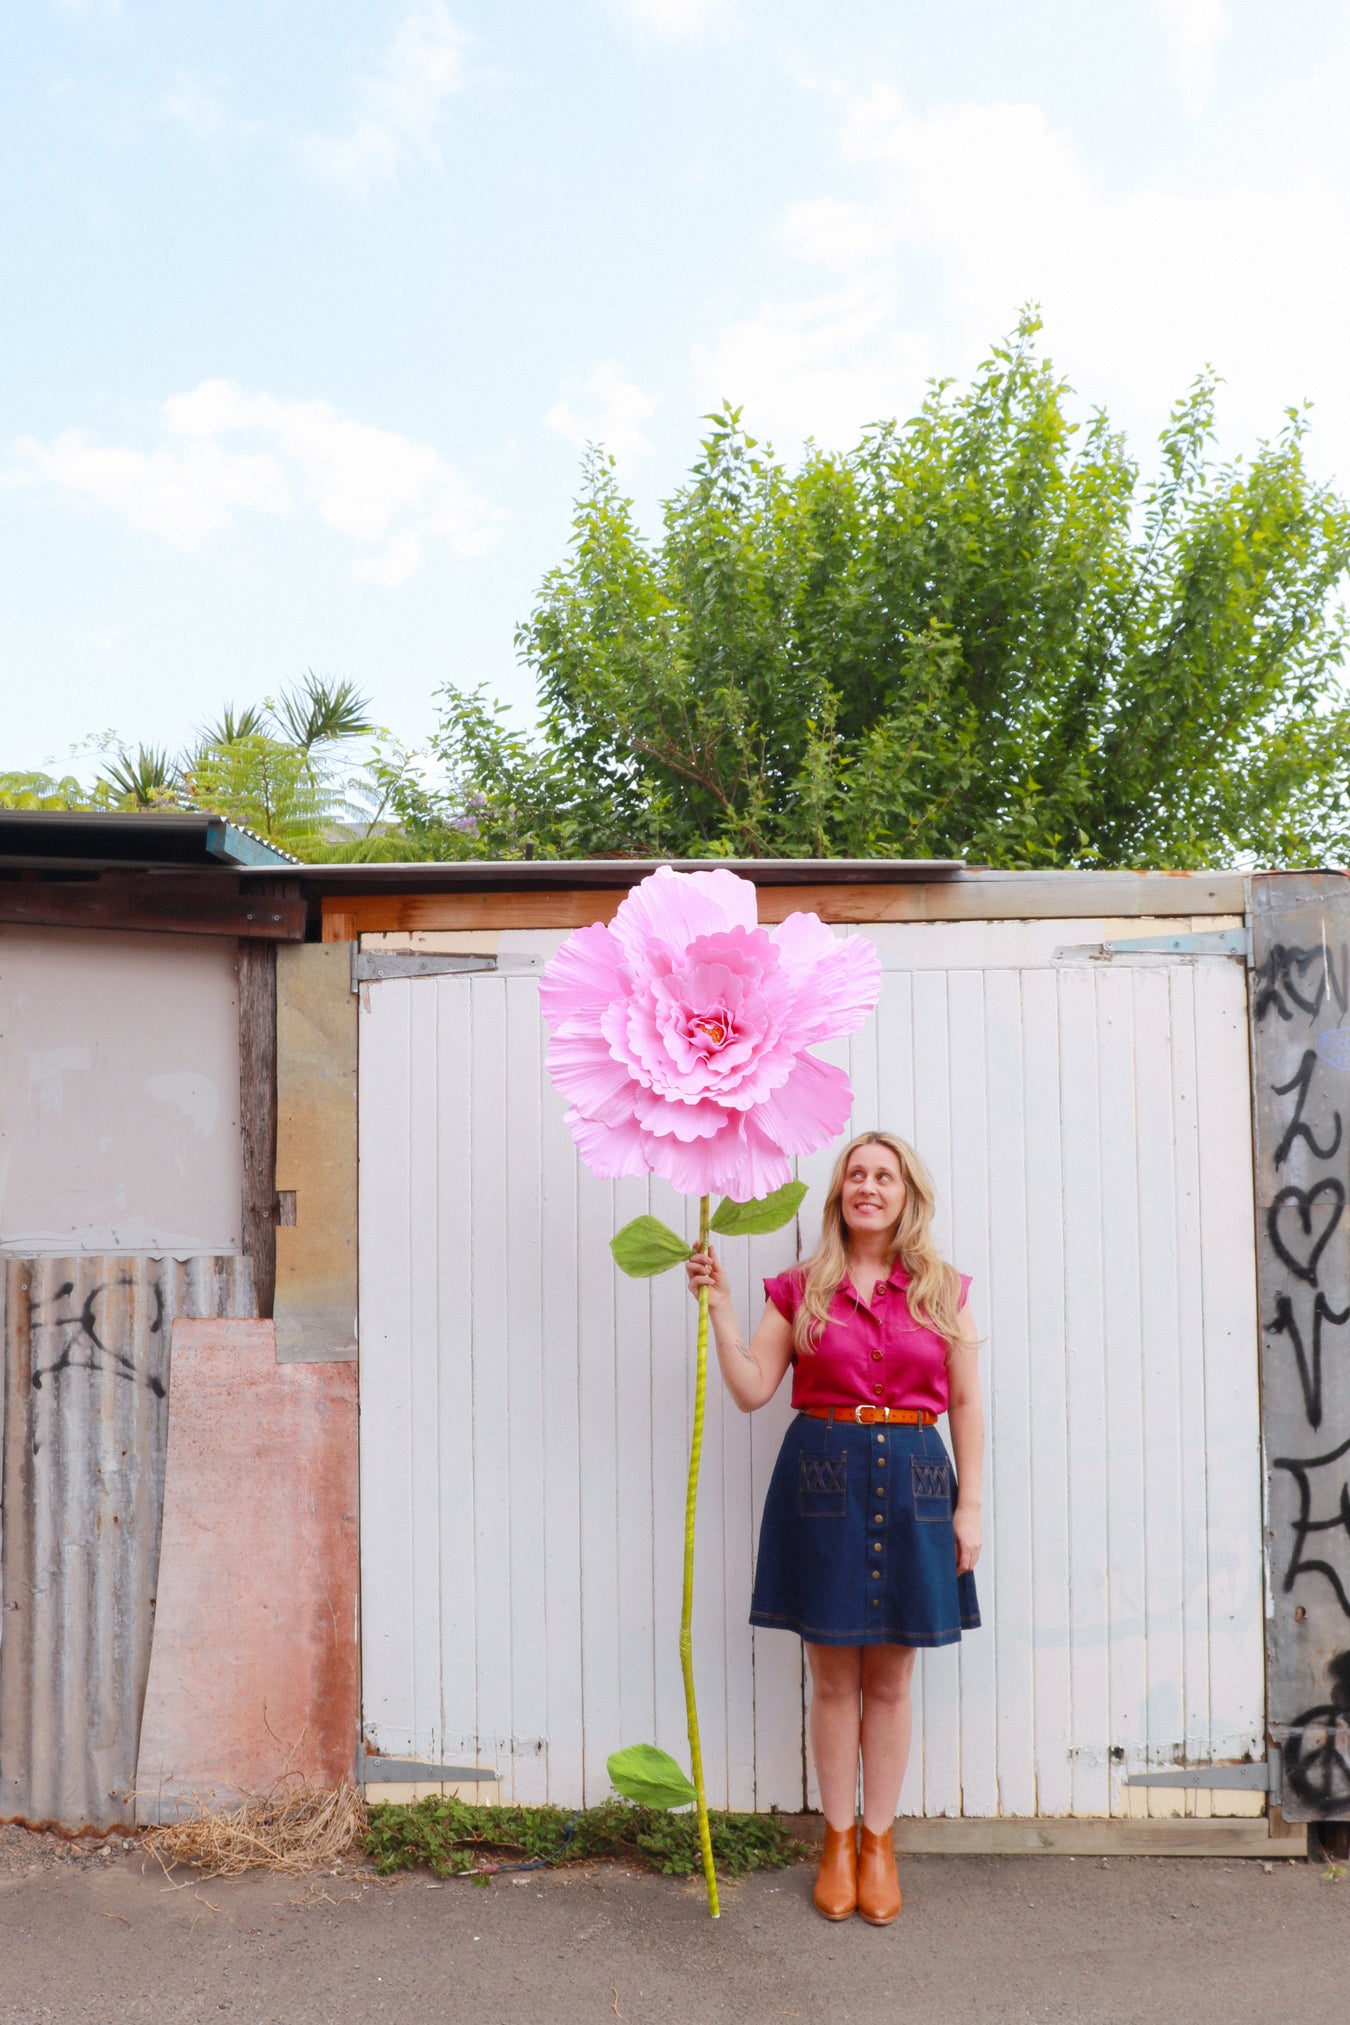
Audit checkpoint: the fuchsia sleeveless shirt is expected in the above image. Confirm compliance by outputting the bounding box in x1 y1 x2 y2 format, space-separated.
763 1259 971 1416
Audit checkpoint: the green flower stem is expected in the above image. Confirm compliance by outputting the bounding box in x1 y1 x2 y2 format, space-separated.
681 1191 720 1918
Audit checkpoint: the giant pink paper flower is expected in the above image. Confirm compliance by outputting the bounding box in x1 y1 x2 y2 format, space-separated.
539 866 882 1200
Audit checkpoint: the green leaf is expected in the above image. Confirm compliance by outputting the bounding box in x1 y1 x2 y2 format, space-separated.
606 1744 697 1811
610 1216 693 1278
710 1180 808 1237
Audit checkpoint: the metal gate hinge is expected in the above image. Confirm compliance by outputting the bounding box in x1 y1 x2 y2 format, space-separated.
1056 927 1251 965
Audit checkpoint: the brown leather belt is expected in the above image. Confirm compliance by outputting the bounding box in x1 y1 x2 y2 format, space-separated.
798 1405 937 1427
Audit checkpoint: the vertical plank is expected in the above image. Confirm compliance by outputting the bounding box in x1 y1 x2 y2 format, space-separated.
504 979 549 1802
576 1158 621 1806
237 939 276 1319
405 981 445 1762
984 969 1037 1818
433 976 478 1766
1057 966 1110 1817
1167 972 1212 1765
748 1217 805 1811
357 979 417 1756
946 969 997 1816
911 969 961 1815
649 1181 693 1785
538 999 584 1804
1194 960 1263 1761
1133 967 1186 1772
468 979 513 1786
1020 970 1072 1817
612 1169 658 1795
1096 970 1147 1814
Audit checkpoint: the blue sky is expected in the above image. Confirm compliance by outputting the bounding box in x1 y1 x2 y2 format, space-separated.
6 0 1350 773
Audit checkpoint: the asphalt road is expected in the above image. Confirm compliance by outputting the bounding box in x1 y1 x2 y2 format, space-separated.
0 1840 1345 2025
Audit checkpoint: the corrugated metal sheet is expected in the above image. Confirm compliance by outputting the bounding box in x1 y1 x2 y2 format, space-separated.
0 1255 253 1831
357 917 1263 1817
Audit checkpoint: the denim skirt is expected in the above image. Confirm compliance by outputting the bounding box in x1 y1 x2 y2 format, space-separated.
749 1413 981 1648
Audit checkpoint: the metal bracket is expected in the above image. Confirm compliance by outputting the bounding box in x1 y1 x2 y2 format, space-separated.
351 948 548 991
1124 1754 1274 1793
351 950 495 989
1056 927 1251 965
357 1747 499 1786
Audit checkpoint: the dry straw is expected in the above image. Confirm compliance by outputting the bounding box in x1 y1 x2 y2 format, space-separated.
142 1783 366 1878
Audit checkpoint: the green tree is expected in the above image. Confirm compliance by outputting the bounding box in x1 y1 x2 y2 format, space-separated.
438 315 1350 866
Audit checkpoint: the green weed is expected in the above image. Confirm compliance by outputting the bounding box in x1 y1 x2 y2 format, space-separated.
364 1795 806 1880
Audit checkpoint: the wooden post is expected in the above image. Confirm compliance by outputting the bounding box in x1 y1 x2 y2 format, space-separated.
1250 871 1350 1825
237 940 278 1319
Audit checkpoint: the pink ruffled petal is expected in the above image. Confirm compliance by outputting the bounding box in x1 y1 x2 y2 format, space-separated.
642 1116 744 1196
709 1109 796 1201
546 1034 638 1125
567 1109 651 1179
754 1049 854 1155
634 1090 729 1141
610 866 758 977
770 917 882 1043
539 924 632 1037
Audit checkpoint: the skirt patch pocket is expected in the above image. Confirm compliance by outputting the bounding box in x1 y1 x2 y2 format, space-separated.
798 1450 848 1518
911 1454 952 1522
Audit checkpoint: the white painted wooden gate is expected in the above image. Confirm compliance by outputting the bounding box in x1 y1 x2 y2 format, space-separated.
358 916 1264 1816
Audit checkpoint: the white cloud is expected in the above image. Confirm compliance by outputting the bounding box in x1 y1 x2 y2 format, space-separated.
694 284 934 450
6 380 502 584
698 80 1350 481
546 363 658 465
606 0 737 42
1157 0 1227 105
299 1 470 192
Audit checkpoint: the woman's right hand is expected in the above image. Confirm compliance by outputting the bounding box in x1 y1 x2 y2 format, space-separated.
685 1245 730 1311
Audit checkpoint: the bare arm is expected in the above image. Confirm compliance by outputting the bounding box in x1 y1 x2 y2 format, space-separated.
684 1246 795 1413
946 1301 984 1575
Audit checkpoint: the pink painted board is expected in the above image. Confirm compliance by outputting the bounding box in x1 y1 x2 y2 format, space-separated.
135 1320 358 1820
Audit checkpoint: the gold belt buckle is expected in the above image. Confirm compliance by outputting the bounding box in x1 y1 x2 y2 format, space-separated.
854 1404 871 1424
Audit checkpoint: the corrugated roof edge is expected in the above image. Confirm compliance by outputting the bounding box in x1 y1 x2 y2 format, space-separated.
0 810 298 870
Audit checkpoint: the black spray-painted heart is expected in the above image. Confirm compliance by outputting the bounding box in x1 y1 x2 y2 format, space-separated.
1269 1180 1346 1287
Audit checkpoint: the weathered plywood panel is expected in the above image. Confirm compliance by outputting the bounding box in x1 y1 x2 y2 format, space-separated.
358 922 1262 1816
0 929 242 1256
274 944 357 1362
1250 872 1350 1819
135 1320 358 1821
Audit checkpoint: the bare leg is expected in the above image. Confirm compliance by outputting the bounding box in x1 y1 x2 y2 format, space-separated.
805 1643 864 1830
859 1644 917 1831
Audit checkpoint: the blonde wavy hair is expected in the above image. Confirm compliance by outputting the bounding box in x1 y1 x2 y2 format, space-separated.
793 1131 963 1356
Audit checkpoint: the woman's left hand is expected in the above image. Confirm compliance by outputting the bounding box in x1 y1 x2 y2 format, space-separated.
953 1503 982 1576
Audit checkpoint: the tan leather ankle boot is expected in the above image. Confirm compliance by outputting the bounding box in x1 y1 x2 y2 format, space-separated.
857 1825 902 1924
812 1822 858 1920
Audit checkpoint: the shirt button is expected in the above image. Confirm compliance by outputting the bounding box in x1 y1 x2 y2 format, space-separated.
873 1385 883 1396
871 1351 882 1362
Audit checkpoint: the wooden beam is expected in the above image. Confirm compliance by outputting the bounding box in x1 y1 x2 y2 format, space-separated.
0 876 303 940
321 869 1248 939
237 942 278 1319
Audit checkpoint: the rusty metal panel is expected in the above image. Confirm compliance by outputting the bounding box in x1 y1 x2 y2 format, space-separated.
1251 872 1350 1820
0 1254 253 1831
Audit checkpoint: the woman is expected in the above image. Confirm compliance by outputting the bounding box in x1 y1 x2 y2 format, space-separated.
685 1130 983 1926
